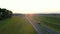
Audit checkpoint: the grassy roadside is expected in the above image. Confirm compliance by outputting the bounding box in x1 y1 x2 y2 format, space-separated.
0 16 37 34
40 16 60 25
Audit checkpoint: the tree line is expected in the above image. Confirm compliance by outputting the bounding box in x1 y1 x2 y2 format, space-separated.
0 8 13 20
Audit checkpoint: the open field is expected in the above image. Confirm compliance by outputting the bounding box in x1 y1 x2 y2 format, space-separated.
34 15 60 32
0 16 37 34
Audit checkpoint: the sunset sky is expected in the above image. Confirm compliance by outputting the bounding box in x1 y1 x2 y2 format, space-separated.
0 0 60 14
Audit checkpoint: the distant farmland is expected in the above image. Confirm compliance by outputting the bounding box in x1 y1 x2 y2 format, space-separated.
0 15 37 34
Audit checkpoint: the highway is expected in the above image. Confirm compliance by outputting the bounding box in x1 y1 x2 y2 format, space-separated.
25 14 60 34
25 15 46 34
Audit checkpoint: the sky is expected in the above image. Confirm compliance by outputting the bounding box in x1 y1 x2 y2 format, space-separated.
0 0 60 14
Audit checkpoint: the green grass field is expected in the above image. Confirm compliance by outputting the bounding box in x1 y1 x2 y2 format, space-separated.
34 15 60 32
0 16 37 34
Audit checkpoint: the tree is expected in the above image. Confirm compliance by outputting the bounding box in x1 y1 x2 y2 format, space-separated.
8 11 13 17
0 8 3 19
0 8 13 20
